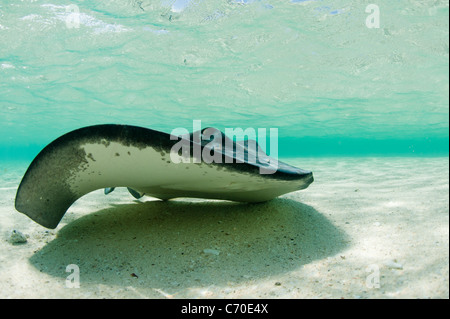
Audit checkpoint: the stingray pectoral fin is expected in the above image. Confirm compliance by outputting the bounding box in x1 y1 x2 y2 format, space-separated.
14 125 167 229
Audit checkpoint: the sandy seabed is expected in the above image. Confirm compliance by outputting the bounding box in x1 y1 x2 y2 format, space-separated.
0 157 448 299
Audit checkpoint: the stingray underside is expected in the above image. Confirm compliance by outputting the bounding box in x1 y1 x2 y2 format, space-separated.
15 124 314 228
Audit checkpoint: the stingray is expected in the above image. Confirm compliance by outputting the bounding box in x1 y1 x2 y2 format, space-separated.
15 124 314 228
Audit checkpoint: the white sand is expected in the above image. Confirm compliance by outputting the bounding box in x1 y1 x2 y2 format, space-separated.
0 157 448 299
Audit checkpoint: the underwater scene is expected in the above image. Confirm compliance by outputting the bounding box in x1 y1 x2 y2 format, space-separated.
0 0 448 300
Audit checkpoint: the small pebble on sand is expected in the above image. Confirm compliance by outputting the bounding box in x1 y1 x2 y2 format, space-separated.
8 230 28 244
203 249 220 256
384 260 403 270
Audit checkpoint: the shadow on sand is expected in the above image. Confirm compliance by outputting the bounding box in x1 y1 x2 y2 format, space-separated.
30 198 349 291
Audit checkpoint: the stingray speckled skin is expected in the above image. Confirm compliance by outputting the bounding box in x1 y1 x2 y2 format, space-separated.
15 124 313 228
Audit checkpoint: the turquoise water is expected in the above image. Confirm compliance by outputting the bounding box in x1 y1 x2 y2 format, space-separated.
0 0 448 160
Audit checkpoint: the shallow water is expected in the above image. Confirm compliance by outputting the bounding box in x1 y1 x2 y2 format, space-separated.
0 0 449 159
0 1 449 299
